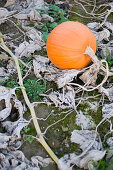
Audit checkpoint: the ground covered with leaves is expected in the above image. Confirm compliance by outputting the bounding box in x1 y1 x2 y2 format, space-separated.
0 0 113 169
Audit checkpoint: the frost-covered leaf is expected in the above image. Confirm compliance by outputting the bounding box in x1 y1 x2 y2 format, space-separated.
59 150 106 169
6 0 44 11
14 9 41 22
15 41 41 57
0 52 9 61
0 153 11 169
33 55 50 78
76 111 96 130
102 103 113 118
33 56 59 79
7 59 16 74
2 118 29 138
105 22 113 33
80 63 100 85
4 0 15 7
0 67 10 81
35 55 49 64
0 150 40 169
42 14 54 22
48 86 76 109
76 150 106 169
0 86 25 121
71 130 102 151
32 0 44 9
15 41 29 56
14 13 28 20
107 137 113 148
100 86 113 101
0 133 11 149
58 155 72 170
0 8 15 24
0 59 16 80
31 156 53 167
0 86 12 121
28 9 41 22
25 27 43 44
87 101 99 112
87 21 112 42
87 22 100 30
106 149 113 159
56 69 82 88
93 28 110 42
15 27 44 57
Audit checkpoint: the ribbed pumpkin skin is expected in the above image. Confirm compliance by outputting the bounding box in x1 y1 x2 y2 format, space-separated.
46 21 96 69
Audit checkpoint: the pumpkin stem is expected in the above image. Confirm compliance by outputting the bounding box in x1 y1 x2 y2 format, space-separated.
84 46 98 63
0 36 59 165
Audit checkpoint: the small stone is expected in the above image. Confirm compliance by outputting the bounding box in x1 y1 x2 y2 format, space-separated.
62 126 68 132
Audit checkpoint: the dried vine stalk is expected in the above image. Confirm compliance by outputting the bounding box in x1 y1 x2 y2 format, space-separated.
0 36 59 164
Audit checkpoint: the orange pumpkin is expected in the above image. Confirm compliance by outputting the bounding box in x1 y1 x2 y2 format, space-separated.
46 21 96 69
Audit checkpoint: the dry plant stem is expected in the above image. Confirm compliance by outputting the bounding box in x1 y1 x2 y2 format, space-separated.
91 0 96 14
68 10 96 19
73 0 106 18
0 37 58 164
69 46 109 92
84 46 98 63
